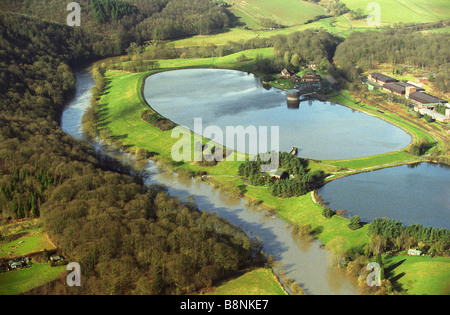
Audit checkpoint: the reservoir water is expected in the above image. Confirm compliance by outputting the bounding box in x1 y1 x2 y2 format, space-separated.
318 162 450 229
143 68 412 160
61 68 359 295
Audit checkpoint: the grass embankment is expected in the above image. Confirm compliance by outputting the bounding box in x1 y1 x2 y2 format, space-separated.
90 50 447 294
208 267 288 295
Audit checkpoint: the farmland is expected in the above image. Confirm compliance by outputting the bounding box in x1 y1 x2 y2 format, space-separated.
224 0 326 27
0 220 63 295
342 0 450 23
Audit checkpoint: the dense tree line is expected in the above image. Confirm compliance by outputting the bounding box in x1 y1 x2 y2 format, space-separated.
0 166 58 219
141 109 176 131
0 12 262 294
90 0 137 24
432 63 450 94
268 169 326 198
238 152 326 198
334 30 450 73
368 218 449 256
272 30 343 73
0 0 231 54
135 0 230 40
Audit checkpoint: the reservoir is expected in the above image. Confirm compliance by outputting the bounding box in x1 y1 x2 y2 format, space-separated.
318 162 450 229
143 68 412 160
61 68 359 295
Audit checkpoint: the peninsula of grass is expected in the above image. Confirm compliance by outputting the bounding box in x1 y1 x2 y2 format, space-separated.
89 57 388 253
89 49 448 294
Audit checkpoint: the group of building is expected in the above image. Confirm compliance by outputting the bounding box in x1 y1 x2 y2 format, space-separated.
280 68 321 83
368 73 450 123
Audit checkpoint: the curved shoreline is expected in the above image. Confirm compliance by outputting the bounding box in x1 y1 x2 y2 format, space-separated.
83 63 450 294
73 67 361 295
140 67 418 163
92 65 442 235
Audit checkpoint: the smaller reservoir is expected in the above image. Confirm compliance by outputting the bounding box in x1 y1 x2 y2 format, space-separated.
318 162 450 229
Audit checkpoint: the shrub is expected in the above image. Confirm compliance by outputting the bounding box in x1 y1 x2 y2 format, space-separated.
322 207 335 219
348 215 362 230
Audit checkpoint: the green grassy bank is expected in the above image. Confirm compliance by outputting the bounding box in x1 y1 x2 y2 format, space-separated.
88 50 448 294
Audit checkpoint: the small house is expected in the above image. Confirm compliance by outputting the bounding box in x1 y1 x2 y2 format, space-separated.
50 255 63 262
416 77 428 83
280 69 291 78
8 260 23 269
268 169 288 180
408 249 422 256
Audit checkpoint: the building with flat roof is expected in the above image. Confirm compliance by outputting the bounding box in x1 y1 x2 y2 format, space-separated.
383 82 425 96
368 73 397 85
383 82 424 97
301 73 320 82
408 91 448 108
415 107 450 123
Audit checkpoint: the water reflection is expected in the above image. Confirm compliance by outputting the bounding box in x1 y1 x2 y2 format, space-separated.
287 99 300 109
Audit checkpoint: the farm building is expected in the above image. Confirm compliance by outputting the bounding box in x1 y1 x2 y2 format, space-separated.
368 73 397 85
383 82 424 96
408 91 448 108
415 107 450 123
416 77 428 83
408 249 422 256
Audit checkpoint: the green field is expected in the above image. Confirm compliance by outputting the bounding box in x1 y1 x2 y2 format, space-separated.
0 220 56 257
0 263 65 295
225 0 325 27
171 15 360 48
0 220 61 295
385 255 450 295
342 0 450 23
209 268 288 295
